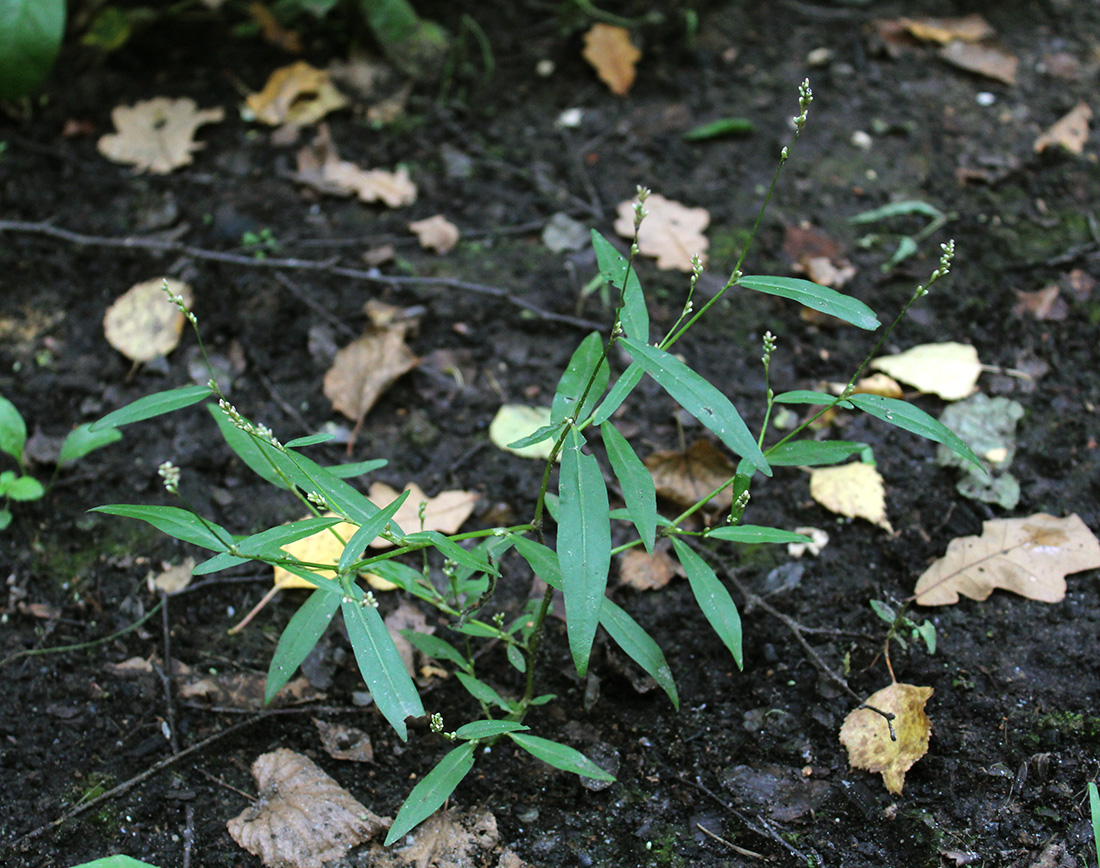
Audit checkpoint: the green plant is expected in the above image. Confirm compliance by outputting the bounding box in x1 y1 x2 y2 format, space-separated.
89 81 981 844
1090 780 1099 868
239 227 280 259
0 396 121 530
0 0 66 99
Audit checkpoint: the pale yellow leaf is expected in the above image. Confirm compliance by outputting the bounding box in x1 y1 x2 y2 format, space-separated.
869 342 981 401
365 481 479 549
245 61 348 126
1034 101 1092 155
227 749 388 867
149 557 195 594
581 23 641 96
809 462 893 532
97 97 224 174
614 194 709 272
408 214 460 253
840 683 933 794
324 162 417 207
900 14 995 44
645 439 736 511
323 327 419 435
913 513 1100 605
489 404 556 460
103 278 192 362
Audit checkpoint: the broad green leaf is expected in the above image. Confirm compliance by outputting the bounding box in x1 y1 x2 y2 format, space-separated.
601 421 656 552
847 393 985 473
402 531 499 576
766 439 869 467
192 516 345 575
91 385 212 431
58 423 123 464
705 525 812 544
591 230 648 342
384 743 476 846
670 537 742 669
592 362 645 425
552 332 609 425
621 338 770 475
600 598 678 709
338 489 410 571
284 432 335 448
341 597 425 740
1 473 44 501
738 276 880 330
265 588 341 704
0 396 27 462
683 117 754 140
455 671 516 713
772 390 853 407
401 631 472 672
558 427 611 678
324 458 387 478
508 733 615 782
454 720 529 740
90 504 232 551
0 0 66 100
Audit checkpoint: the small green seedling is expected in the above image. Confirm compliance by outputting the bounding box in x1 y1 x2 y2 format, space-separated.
1090 780 1100 868
850 199 955 272
240 227 280 260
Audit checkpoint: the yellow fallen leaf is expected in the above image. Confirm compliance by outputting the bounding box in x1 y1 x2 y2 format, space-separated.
614 194 709 272
245 61 348 126
103 277 193 362
582 23 641 96
97 97 224 174
489 404 556 460
809 462 893 532
840 683 933 794
365 481 478 549
645 439 737 511
1034 101 1092 155
869 342 981 401
899 14 995 44
913 513 1100 605
408 214 460 253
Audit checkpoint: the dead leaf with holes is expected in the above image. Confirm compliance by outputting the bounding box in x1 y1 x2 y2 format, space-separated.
365 482 478 549
869 342 981 401
409 214 460 253
645 439 736 511
840 683 933 794
614 194 709 272
913 513 1100 606
582 24 641 96
104 278 193 363
1034 101 1092 155
97 97 224 174
295 125 417 207
809 462 893 532
246 61 348 126
228 749 389 868
313 718 374 763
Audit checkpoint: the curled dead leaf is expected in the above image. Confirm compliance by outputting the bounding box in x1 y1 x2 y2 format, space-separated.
246 61 348 126
1034 101 1092 155
840 683 933 794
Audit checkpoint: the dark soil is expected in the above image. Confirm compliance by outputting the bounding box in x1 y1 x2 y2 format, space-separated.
3 2 1100 867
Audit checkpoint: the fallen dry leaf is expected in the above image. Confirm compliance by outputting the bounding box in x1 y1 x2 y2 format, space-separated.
869 342 981 401
618 543 681 591
228 748 388 868
246 61 348 126
488 404 556 460
393 808 499 868
848 372 905 399
939 40 1018 85
646 439 737 511
103 278 193 363
783 224 856 289
900 14 995 44
384 599 431 677
409 214 460 253
913 513 1100 605
788 526 829 558
582 23 641 96
614 194 709 272
809 462 893 532
181 671 321 708
97 97 224 174
313 718 374 763
295 126 417 207
840 683 933 794
147 557 194 594
248 1 302 53
1014 284 1067 321
365 482 478 549
1034 101 1092 155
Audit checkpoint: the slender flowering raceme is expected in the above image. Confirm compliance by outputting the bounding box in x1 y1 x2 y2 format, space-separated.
158 461 180 493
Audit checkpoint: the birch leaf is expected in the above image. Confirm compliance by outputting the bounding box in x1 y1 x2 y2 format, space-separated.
809 462 893 532
582 24 641 96
914 513 1100 605
840 683 933 795
323 326 419 441
97 97 224 174
614 194 709 272
870 342 981 401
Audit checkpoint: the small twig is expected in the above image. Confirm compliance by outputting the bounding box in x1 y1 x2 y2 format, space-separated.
195 767 256 802
695 822 764 859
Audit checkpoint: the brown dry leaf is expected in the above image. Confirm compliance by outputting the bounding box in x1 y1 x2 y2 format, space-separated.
181 672 321 708
1034 101 1093 155
645 439 737 511
97 97 225 174
246 61 348 126
148 557 195 594
618 543 682 591
409 214 460 253
809 462 893 532
839 683 933 794
1014 285 1067 321
869 342 981 401
104 278 193 363
324 326 419 442
783 224 856 290
900 14 995 44
939 40 1018 85
913 513 1100 606
614 194 709 272
384 599 432 677
296 126 418 207
365 482 479 549
582 24 641 96
835 372 905 399
313 718 374 763
228 749 389 868
394 808 499 868
248 2 301 52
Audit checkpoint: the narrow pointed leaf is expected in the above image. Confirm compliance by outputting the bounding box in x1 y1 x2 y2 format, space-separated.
508 733 615 781
90 385 212 431
455 671 517 713
402 530 499 575
384 743 476 845
847 393 985 473
338 489 410 571
0 397 26 461
621 338 770 475
284 432 336 448
209 403 290 489
766 439 869 467
324 458 388 478
671 537 742 669
58 423 122 464
341 597 424 740
512 535 562 588
558 427 611 677
600 597 678 708
508 422 560 450
738 275 880 330
193 515 346 575
773 390 853 407
601 421 657 552
265 588 341 704
454 720 529 740
705 525 812 544
400 631 472 672
90 504 232 551
592 362 644 425
591 230 648 342
552 331 610 425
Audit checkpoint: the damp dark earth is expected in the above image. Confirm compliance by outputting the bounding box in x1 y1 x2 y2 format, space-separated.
2 2 1100 867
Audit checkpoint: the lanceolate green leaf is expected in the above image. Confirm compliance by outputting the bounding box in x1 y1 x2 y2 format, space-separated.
600 598 678 709
766 439 868 467
621 338 770 475
90 504 232 551
402 530 499 576
455 671 516 713
705 525 812 544
192 515 346 575
558 427 611 678
552 332 610 425
454 720 529 740
90 385 213 431
341 597 424 740
592 362 644 425
847 393 985 473
284 432 335 448
58 423 123 464
209 403 290 490
0 397 26 462
591 230 648 342
601 421 657 552
738 275 880 331
772 390 853 407
385 743 476 845
400 631 472 672
508 733 615 782
265 588 341 704
670 537 742 669
324 458 388 478
338 488 410 571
